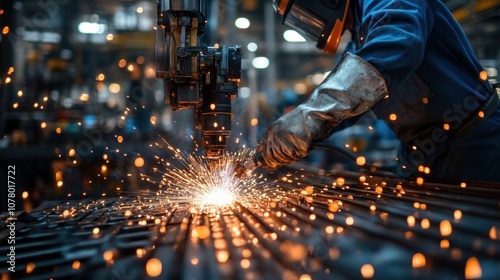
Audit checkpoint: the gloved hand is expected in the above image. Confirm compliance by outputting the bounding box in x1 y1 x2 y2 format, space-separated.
259 53 389 169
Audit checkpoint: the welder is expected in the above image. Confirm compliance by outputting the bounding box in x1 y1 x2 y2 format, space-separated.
259 0 500 182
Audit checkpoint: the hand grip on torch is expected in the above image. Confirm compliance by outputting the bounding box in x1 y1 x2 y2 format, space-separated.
234 153 265 179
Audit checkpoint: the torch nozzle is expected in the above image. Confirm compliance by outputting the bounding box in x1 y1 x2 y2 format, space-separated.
234 154 264 179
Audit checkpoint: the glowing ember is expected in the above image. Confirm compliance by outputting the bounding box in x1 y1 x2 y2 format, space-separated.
356 156 366 166
360 264 374 278
479 70 488 81
412 253 426 268
325 226 334 234
465 257 482 279
359 175 367 183
407 216 416 227
63 210 70 217
328 201 340 212
440 220 453 236
490 226 498 240
336 177 345 186
136 248 146 258
416 177 424 185
26 262 35 273
329 248 340 260
241 249 251 258
146 258 162 277
440 239 450 249
72 260 81 270
103 251 113 262
240 259 251 269
216 250 230 263
421 218 430 229
280 241 307 262
193 226 210 239
135 157 145 167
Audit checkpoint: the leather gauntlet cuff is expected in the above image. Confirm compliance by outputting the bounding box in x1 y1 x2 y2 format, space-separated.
300 52 389 139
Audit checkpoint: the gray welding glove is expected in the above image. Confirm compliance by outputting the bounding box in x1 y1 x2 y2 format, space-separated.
259 53 389 169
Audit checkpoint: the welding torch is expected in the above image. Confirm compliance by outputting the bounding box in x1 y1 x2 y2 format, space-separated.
234 141 376 178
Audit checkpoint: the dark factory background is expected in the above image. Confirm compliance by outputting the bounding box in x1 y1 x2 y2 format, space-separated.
0 0 499 212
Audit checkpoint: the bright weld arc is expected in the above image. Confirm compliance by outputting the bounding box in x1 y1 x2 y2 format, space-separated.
141 138 271 212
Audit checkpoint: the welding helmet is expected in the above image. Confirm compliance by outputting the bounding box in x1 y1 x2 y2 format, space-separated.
274 0 351 54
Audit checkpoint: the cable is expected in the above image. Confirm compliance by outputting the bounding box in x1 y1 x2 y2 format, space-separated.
307 140 404 180
309 141 371 167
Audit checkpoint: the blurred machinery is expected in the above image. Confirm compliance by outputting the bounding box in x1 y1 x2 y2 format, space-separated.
155 0 242 163
446 0 500 59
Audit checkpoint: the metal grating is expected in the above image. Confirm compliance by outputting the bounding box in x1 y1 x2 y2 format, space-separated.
1 167 500 279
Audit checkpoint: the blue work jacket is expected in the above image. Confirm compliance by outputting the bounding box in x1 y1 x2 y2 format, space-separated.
344 0 500 181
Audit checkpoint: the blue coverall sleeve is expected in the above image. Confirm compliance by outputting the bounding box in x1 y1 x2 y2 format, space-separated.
355 0 434 87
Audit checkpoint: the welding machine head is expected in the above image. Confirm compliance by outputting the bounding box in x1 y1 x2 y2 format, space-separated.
156 0 242 160
274 0 351 54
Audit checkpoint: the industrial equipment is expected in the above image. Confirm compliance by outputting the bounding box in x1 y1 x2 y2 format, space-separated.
155 0 242 165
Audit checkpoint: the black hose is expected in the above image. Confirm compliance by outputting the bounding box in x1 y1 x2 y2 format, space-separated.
309 141 373 169
307 140 404 179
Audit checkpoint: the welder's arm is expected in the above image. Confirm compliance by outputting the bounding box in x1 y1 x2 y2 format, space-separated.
354 0 433 86
258 53 388 169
